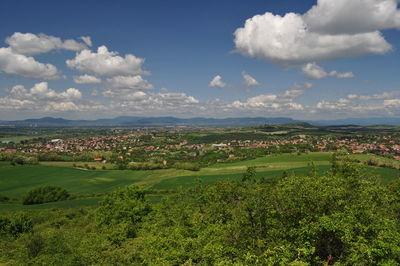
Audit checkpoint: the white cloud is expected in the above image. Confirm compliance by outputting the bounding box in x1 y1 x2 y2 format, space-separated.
73 74 102 84
330 71 355 79
247 94 278 104
103 89 148 101
106 92 200 115
307 91 400 117
0 47 60 79
242 72 260 87
227 81 309 112
80 36 92 47
303 0 400 35
42 102 79 112
384 99 400 108
348 92 395 100
283 89 304 99
5 32 88 55
153 92 199 105
106 75 154 90
302 62 355 79
10 82 82 101
290 82 313 90
302 62 328 79
234 0 397 65
103 75 154 99
66 45 147 76
0 82 82 112
209 75 227 88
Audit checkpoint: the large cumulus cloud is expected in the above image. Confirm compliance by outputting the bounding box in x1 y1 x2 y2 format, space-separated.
6 32 89 55
234 0 399 65
66 45 147 76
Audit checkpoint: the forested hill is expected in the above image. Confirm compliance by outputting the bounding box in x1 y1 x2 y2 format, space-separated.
0 116 299 127
2 116 400 127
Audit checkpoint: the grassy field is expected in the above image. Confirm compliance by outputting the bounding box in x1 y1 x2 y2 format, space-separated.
1 152 399 211
0 134 58 143
0 197 102 211
0 165 152 199
40 161 116 170
153 165 399 190
152 165 332 190
347 153 400 168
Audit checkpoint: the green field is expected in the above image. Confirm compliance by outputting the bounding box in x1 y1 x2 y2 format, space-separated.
0 165 152 199
1 152 399 211
0 134 58 143
347 153 400 168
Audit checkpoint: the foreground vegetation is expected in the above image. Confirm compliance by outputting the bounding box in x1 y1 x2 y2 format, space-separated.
1 153 399 211
1 126 400 264
1 160 400 265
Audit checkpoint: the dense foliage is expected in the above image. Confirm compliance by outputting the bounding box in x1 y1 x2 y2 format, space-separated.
1 160 400 264
95 186 152 245
0 213 33 237
22 186 70 205
135 163 400 265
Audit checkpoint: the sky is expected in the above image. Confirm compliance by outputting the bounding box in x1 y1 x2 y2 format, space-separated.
0 0 400 120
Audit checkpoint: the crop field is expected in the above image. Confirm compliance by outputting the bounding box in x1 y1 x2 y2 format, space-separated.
348 153 400 168
39 161 116 170
0 165 152 199
0 134 58 143
1 152 399 211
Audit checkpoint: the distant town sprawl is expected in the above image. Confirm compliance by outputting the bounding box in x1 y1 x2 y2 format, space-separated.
1 124 400 170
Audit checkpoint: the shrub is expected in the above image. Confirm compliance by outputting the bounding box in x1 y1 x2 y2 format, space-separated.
96 186 151 245
38 152 65 161
127 162 165 170
22 186 70 205
0 214 33 237
0 216 10 233
26 233 45 258
11 156 25 165
173 162 200 171
0 194 10 202
9 155 38 165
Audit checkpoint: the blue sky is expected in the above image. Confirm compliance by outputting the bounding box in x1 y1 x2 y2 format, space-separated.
0 0 400 120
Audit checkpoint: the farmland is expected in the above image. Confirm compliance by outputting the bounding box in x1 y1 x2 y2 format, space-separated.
1 152 399 211
1 125 400 265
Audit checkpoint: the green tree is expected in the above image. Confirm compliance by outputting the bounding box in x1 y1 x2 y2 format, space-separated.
22 186 70 205
242 166 257 183
96 186 152 245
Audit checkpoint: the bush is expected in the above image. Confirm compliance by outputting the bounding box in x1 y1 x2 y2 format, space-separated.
96 186 151 245
127 162 165 170
22 186 70 205
9 155 38 165
38 153 65 161
173 162 200 171
11 156 25 165
0 194 10 202
0 214 33 237
26 233 45 258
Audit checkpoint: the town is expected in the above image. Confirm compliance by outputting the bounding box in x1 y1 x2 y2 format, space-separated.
1 124 400 171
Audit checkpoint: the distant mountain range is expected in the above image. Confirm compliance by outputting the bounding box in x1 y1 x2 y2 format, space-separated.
0 116 400 127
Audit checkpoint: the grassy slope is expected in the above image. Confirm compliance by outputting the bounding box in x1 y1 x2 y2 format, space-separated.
0 165 151 199
1 152 398 211
153 165 399 190
347 153 400 168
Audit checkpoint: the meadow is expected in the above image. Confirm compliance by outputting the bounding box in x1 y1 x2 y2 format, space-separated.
1 152 399 211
